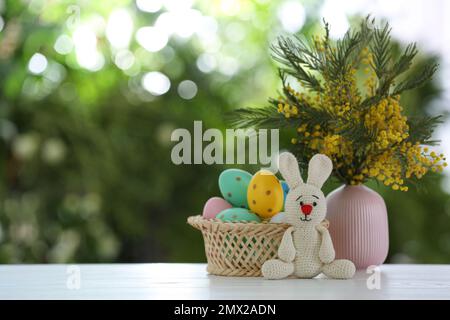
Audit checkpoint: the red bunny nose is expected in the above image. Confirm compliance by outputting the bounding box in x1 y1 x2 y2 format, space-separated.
300 204 313 215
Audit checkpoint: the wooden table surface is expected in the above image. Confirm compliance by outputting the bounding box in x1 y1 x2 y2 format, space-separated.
0 263 449 299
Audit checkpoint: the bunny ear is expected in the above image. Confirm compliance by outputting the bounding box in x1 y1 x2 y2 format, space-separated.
278 152 303 189
307 154 333 189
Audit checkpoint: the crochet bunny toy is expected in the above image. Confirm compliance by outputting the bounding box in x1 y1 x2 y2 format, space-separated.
262 152 356 279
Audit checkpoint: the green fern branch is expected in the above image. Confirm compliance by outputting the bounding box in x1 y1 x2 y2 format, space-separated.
230 16 441 172
271 37 322 91
228 106 285 129
371 22 391 80
393 62 438 95
407 115 443 145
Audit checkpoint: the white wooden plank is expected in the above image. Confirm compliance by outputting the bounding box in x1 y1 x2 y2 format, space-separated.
0 264 449 299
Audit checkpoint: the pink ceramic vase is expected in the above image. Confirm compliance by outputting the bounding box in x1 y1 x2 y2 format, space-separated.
326 185 389 269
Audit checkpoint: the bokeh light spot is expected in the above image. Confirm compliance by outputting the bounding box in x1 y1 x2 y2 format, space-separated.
136 26 168 52
115 50 135 70
320 0 349 38
225 22 246 43
196 53 217 73
164 0 194 12
178 80 198 100
218 56 239 76
106 8 133 49
277 1 306 33
155 9 202 39
54 35 73 55
220 0 241 16
136 0 163 13
73 26 104 71
42 138 67 165
28 53 48 74
142 71 171 96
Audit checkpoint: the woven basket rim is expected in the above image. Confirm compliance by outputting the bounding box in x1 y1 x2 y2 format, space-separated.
187 215 290 231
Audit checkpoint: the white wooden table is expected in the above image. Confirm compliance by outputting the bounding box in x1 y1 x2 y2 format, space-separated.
0 263 449 299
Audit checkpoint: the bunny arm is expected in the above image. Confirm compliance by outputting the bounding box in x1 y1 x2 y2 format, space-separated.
277 227 296 263
317 225 335 264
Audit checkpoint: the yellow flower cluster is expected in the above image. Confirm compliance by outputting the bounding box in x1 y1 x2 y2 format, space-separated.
277 86 312 118
280 46 446 191
356 143 447 190
364 96 409 149
277 103 298 118
363 150 407 190
361 47 377 96
260 20 447 192
321 134 341 155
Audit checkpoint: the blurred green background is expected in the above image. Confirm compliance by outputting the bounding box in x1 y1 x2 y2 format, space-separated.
1 0 449 264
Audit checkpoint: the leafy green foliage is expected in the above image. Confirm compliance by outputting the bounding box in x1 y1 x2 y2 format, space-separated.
393 62 439 95
232 16 444 189
271 37 323 91
229 105 284 129
1 1 449 266
407 115 444 146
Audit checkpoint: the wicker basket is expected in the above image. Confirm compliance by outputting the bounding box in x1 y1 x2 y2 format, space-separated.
187 215 290 277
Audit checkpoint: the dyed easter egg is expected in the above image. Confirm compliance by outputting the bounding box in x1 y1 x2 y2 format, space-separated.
280 180 289 210
270 211 286 223
202 197 232 219
247 170 284 219
218 169 252 208
216 208 261 223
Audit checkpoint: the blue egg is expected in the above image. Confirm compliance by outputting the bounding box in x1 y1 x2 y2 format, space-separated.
280 180 289 210
216 208 261 223
218 169 252 208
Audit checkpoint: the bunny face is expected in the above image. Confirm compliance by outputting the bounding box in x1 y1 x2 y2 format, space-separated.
284 183 326 226
278 152 333 227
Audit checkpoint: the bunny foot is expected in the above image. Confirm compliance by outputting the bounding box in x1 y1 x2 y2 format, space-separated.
262 259 294 280
322 259 356 279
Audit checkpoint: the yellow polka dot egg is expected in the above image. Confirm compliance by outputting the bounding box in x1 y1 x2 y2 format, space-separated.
247 170 284 219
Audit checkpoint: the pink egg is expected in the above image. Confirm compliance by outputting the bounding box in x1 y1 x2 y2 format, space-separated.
202 197 232 219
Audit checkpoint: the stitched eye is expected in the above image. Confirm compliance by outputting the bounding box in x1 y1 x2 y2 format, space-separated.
313 202 317 206
300 201 304 206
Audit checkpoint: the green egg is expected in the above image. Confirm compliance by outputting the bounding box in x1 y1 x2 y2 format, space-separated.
217 208 261 223
218 169 252 208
